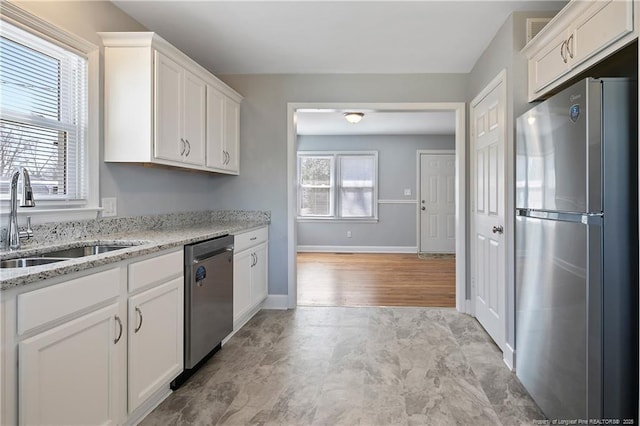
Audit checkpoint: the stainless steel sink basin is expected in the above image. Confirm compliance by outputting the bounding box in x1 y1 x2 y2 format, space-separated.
40 244 133 259
1 243 137 268
1 258 67 268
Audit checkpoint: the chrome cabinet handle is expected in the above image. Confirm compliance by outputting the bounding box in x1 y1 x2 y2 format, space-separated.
223 151 227 165
251 253 257 267
223 151 229 165
560 40 567 63
180 138 186 155
566 34 574 59
114 315 123 344
492 225 504 234
185 139 191 157
135 306 143 333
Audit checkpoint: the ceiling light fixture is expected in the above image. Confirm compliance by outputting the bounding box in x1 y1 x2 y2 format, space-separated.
344 112 364 124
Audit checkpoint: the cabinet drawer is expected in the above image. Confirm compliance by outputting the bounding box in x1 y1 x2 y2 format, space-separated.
128 249 183 293
17 268 121 335
234 227 268 252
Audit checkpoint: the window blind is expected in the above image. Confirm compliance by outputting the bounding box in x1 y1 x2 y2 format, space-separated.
0 21 88 201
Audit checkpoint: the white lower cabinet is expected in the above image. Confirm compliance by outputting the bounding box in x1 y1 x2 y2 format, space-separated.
233 249 253 322
6 247 184 425
19 303 124 426
233 227 268 328
249 243 268 307
128 277 183 412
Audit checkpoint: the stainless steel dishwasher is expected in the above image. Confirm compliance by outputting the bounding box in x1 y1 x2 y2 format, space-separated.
172 234 234 388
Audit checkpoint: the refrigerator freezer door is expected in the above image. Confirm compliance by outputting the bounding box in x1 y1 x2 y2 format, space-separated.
516 80 589 212
516 215 592 420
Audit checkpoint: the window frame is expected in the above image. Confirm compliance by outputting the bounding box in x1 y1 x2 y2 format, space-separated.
297 151 378 222
0 3 100 224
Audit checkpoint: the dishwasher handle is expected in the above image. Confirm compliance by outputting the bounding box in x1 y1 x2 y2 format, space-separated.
192 247 233 264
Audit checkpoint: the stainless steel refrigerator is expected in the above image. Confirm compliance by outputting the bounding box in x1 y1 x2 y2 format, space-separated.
515 78 637 421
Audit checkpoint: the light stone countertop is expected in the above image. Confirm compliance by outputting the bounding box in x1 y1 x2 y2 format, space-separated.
0 210 269 291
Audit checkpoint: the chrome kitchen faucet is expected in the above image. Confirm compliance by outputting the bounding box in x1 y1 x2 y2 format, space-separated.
4 167 35 250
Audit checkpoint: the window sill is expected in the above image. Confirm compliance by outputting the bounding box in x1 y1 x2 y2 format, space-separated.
0 207 102 226
296 217 379 224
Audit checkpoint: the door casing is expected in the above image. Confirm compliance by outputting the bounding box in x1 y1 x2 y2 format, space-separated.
286 102 467 312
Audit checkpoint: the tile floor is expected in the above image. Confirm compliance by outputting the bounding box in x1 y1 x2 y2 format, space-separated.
141 307 545 425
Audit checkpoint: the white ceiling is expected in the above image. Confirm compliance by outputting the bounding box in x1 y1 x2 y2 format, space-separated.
113 0 566 75
296 110 456 135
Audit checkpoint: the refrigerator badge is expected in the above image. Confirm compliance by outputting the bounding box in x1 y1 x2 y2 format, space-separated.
570 104 581 122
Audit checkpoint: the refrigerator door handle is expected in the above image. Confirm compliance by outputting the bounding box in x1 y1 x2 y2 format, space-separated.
516 209 603 225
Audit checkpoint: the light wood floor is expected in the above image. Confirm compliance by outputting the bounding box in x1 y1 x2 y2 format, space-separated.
297 252 455 307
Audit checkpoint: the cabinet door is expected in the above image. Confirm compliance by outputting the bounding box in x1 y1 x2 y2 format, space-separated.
250 243 268 306
182 70 206 166
128 277 183 412
573 0 634 65
233 250 252 322
154 52 183 163
224 97 240 173
19 303 124 426
530 29 571 95
206 86 225 170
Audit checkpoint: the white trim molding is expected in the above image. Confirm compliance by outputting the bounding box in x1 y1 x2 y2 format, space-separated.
288 102 466 312
503 342 515 371
297 245 417 254
378 199 417 204
261 295 289 310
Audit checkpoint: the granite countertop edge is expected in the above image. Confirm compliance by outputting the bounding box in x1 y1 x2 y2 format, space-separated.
0 219 269 291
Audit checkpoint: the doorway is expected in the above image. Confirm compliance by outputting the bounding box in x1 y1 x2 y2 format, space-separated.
287 103 466 310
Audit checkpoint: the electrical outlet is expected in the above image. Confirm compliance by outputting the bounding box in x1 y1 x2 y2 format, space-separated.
347 231 352 238
404 188 412 196
102 197 117 217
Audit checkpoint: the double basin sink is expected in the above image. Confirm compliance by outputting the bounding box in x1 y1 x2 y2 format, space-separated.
1 244 135 269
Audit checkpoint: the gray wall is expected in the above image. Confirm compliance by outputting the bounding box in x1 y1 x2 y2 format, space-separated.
297 134 453 248
212 74 468 294
466 10 561 351
16 1 228 217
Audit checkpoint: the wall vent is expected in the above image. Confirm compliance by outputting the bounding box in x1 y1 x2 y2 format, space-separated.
526 18 552 44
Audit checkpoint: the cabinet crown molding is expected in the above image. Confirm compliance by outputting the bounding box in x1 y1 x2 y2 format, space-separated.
99 31 242 102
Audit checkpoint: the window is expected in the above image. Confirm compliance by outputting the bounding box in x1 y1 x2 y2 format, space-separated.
0 19 89 204
298 151 378 220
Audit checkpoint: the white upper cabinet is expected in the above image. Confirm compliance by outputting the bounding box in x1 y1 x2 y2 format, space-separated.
523 0 636 101
206 86 240 174
101 32 242 174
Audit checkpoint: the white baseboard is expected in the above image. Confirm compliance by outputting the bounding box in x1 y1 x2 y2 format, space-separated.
262 294 289 310
503 342 515 371
297 245 417 254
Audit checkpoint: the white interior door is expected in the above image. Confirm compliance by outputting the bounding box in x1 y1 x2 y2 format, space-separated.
471 74 506 350
418 153 455 253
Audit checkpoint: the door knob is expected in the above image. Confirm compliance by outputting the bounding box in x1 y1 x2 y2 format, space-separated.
421 206 426 211
492 225 504 234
